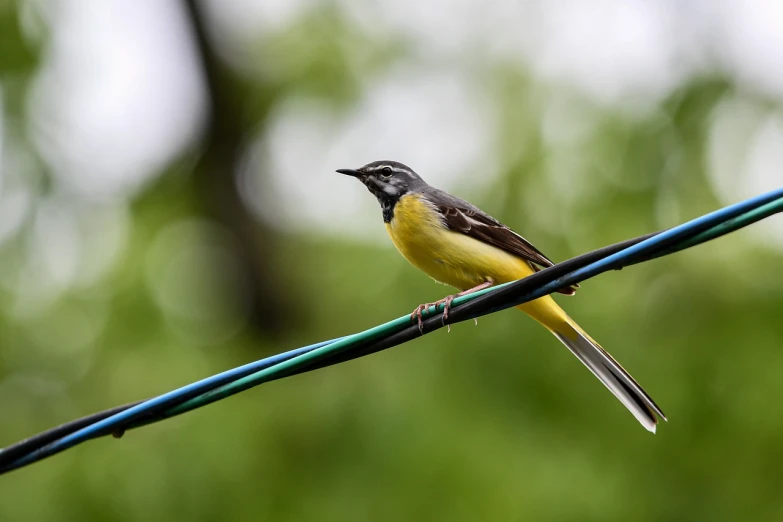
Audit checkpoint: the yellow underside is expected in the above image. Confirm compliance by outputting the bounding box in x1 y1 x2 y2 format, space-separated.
385 193 573 335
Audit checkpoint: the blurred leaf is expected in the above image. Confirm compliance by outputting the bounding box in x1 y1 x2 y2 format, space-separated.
0 3 38 75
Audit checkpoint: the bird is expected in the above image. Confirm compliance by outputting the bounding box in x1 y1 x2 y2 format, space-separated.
336 160 666 432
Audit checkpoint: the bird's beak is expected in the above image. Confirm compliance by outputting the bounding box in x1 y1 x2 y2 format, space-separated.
336 168 363 178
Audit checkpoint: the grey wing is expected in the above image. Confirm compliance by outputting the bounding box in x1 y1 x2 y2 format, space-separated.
424 188 577 295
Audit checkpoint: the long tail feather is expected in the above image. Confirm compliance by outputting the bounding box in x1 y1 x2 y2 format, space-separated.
552 323 666 433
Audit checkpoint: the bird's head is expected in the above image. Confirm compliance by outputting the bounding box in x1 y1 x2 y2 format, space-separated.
336 160 424 204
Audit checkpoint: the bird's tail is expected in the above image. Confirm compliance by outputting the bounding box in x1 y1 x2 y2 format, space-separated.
516 299 666 433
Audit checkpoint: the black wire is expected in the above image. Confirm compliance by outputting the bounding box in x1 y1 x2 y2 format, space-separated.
0 400 144 466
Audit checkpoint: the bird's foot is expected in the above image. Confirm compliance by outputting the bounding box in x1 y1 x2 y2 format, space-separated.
410 294 460 333
410 280 494 334
411 302 436 333
411 298 452 334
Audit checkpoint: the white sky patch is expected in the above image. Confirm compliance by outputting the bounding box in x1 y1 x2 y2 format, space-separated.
240 66 495 239
716 0 783 104
27 0 206 200
523 1 685 107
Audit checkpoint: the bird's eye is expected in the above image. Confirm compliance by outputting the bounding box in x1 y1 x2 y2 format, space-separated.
380 166 393 178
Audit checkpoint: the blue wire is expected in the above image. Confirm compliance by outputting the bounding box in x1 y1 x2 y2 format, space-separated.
1 337 346 471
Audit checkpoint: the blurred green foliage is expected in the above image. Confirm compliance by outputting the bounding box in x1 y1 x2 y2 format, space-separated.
2 2 783 522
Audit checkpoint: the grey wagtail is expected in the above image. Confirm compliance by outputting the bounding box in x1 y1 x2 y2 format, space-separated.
337 160 666 432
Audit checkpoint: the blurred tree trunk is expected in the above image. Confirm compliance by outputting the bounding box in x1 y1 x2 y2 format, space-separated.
183 0 290 337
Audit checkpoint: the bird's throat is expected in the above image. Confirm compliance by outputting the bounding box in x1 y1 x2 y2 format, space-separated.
366 184 402 222
379 196 399 223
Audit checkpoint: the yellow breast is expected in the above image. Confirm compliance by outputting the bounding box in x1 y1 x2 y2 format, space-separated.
385 193 536 291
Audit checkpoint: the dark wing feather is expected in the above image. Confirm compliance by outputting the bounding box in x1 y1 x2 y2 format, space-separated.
426 188 577 295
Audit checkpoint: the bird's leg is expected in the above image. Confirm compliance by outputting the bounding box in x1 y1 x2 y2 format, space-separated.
410 280 494 333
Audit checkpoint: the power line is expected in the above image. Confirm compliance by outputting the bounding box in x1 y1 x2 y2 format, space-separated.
1 187 781 475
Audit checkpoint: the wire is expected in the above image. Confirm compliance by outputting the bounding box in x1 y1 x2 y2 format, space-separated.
0 339 344 469
1 188 781 475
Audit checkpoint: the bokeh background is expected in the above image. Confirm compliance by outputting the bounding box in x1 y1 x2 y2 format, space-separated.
2 1 783 520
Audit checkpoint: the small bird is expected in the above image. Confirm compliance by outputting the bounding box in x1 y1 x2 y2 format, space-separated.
337 160 666 432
